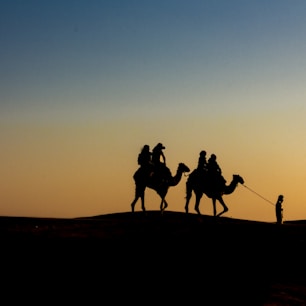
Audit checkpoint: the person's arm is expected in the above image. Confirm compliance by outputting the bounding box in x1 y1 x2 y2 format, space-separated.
161 152 166 164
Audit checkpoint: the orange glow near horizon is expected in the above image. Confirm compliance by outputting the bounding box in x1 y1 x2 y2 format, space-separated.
1 109 305 223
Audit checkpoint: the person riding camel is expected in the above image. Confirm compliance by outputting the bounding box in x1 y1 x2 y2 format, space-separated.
195 150 208 180
137 144 152 175
151 143 170 181
197 150 207 171
152 143 166 166
207 154 226 186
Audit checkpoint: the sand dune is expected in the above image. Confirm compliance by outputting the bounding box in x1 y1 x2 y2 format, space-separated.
1 211 306 305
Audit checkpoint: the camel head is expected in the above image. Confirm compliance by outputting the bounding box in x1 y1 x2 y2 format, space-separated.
233 174 244 185
167 163 190 187
178 163 190 174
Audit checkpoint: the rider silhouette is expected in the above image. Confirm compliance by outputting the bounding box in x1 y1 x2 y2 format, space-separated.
137 144 153 177
138 145 152 167
197 150 207 171
207 154 226 185
151 143 171 181
152 143 166 166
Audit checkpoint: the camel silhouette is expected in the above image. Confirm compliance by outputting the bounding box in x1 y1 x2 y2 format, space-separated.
185 170 244 216
131 163 190 213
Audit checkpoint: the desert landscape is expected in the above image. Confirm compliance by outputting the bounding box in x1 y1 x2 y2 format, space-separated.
1 210 306 305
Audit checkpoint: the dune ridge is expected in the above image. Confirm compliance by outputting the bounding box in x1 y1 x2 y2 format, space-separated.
1 211 306 305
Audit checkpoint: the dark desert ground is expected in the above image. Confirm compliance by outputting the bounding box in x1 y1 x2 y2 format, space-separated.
1 210 306 305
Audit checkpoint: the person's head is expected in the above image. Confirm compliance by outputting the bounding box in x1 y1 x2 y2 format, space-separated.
156 143 165 150
142 144 150 151
210 154 216 160
200 150 206 157
278 195 284 201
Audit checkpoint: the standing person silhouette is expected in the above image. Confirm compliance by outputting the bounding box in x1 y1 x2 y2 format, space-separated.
275 195 284 224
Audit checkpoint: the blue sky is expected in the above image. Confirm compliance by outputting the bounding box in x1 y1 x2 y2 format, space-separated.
2 0 306 117
1 1 306 221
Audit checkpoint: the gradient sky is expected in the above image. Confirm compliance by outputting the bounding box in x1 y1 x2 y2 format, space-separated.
1 0 306 222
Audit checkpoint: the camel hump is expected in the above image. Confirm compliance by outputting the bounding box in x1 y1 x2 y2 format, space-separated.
133 166 153 181
155 164 171 178
191 167 207 178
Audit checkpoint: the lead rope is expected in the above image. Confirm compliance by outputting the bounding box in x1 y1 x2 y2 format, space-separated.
242 184 275 206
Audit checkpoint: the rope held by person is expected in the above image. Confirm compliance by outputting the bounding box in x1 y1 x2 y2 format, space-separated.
242 184 275 206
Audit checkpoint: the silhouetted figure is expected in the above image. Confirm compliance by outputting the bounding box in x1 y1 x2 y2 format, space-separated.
197 150 207 171
275 195 284 224
151 143 170 182
207 154 226 186
152 143 166 166
207 154 221 173
138 144 152 167
137 144 153 176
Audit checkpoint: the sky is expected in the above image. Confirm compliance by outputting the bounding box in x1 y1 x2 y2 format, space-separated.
1 0 306 222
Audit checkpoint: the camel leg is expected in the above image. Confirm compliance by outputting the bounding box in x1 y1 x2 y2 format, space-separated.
131 196 139 212
160 199 164 211
131 186 146 213
194 193 203 215
185 182 193 214
160 198 168 212
212 198 217 217
141 193 146 212
163 199 168 210
216 197 228 217
185 195 191 213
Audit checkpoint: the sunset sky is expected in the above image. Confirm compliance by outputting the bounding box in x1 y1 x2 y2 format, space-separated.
1 0 306 222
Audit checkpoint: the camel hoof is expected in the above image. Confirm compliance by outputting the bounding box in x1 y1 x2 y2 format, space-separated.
216 208 228 217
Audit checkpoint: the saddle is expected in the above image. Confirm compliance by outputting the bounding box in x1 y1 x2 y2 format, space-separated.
151 163 171 183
